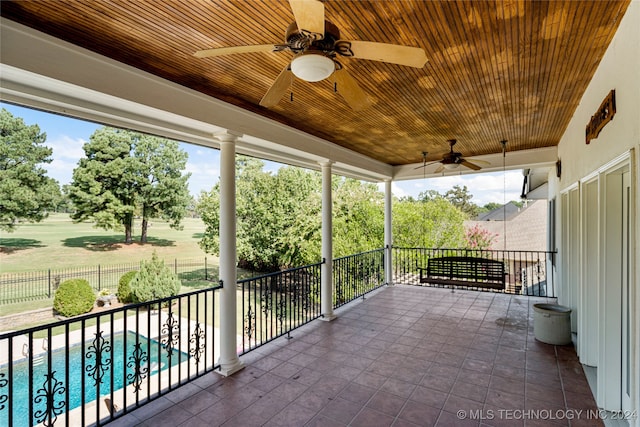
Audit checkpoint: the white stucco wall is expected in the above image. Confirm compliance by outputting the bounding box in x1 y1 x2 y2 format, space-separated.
551 1 639 422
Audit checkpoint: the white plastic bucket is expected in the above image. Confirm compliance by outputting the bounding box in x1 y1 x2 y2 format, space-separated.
533 303 572 345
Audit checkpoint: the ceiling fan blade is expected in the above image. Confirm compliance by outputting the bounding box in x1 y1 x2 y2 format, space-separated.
434 164 445 174
259 65 293 108
194 44 276 58
342 40 428 68
329 68 371 111
289 0 325 37
461 160 482 171
413 160 440 170
465 158 491 166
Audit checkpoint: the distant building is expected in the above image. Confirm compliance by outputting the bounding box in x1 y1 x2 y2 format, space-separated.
465 200 550 295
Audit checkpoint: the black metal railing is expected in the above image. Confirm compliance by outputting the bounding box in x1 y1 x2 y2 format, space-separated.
0 283 222 427
393 247 556 297
0 246 558 427
239 262 322 354
333 248 386 308
0 258 214 304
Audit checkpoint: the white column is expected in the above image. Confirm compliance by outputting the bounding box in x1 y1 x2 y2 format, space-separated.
384 179 393 286
216 131 244 376
320 161 336 321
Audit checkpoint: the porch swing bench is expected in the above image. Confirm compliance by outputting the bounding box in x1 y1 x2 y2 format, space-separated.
418 256 506 290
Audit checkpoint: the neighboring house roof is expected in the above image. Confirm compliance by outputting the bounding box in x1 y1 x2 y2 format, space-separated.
465 200 548 252
476 201 522 221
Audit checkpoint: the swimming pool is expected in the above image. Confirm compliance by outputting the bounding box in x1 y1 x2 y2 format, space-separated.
1 331 185 427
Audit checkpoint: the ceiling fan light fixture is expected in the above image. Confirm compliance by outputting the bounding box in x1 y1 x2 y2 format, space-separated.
291 53 335 82
444 163 460 170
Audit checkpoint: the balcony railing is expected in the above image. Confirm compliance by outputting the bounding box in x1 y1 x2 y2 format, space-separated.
393 247 556 297
1 247 554 426
0 284 222 427
239 262 322 354
333 248 386 308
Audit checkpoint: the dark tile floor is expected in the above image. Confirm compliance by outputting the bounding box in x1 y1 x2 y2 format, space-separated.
109 285 603 427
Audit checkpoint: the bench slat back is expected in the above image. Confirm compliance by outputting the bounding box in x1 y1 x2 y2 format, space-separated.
427 256 504 281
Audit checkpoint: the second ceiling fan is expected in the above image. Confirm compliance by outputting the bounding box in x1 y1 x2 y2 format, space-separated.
194 0 428 110
418 139 490 173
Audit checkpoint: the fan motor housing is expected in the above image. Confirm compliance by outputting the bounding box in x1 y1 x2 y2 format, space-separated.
285 20 341 52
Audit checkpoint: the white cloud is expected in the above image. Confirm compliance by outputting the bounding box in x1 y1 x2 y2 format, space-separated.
392 170 525 205
45 135 86 160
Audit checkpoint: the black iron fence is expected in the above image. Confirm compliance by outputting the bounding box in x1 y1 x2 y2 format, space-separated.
0 258 214 304
392 247 556 297
0 283 222 427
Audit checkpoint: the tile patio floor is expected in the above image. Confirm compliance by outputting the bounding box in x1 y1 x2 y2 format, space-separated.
109 285 602 427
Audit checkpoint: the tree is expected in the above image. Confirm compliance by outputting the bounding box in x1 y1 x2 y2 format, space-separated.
393 197 466 248
444 185 479 218
0 108 61 231
333 177 384 256
134 135 191 243
198 157 323 272
68 127 190 243
464 224 498 249
68 127 138 243
129 252 181 303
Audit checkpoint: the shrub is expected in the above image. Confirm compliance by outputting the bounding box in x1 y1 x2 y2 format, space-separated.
117 271 138 303
53 279 95 317
130 252 181 303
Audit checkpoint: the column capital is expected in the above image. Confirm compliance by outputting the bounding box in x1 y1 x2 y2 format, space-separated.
214 130 243 143
318 159 334 168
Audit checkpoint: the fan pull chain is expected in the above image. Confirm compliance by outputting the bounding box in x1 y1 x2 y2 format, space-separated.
334 82 338 93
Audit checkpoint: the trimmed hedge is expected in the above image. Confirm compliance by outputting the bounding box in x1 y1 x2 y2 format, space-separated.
53 278 95 317
117 271 138 303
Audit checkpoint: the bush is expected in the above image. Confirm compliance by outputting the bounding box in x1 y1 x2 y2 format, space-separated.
117 271 138 303
130 252 181 303
53 279 95 317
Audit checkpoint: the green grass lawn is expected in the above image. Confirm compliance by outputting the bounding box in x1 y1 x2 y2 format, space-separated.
0 213 214 273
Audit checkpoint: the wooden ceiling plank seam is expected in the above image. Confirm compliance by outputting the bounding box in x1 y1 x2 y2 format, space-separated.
473 2 510 150
546 2 620 143
521 0 542 148
537 2 593 145
448 2 503 153
530 0 557 146
533 1 571 145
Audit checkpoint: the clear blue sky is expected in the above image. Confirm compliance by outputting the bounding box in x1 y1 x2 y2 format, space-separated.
2 102 523 205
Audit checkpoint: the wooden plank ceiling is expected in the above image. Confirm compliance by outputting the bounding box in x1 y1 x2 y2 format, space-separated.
0 1 630 166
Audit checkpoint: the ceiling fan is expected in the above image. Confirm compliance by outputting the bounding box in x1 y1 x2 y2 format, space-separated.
194 0 428 111
417 139 490 173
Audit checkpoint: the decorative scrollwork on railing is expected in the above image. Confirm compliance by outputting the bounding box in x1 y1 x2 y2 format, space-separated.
189 323 205 364
261 284 272 316
126 343 148 392
301 281 313 313
244 305 255 343
161 312 180 359
85 331 112 386
275 291 287 330
0 372 7 411
33 371 66 427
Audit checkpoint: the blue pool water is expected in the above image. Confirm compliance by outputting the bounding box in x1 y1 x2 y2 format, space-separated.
0 331 186 427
